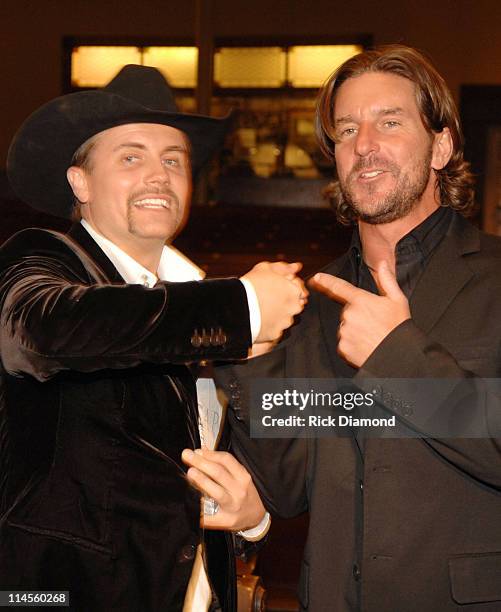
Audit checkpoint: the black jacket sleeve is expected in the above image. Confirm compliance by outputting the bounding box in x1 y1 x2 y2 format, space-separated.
354 319 501 490
0 229 251 380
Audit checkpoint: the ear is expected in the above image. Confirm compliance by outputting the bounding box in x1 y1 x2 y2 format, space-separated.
431 127 453 171
66 166 90 203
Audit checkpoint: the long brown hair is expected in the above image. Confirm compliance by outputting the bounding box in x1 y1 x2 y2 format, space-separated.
316 45 475 225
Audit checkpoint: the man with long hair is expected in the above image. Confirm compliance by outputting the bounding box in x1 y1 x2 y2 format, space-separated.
198 45 501 611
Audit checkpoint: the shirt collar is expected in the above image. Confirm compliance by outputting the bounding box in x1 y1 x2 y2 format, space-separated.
349 206 452 263
80 219 205 286
348 207 453 297
395 205 451 260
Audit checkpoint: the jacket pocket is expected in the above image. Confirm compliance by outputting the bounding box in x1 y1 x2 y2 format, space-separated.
449 552 501 604
6 520 113 556
4 460 116 555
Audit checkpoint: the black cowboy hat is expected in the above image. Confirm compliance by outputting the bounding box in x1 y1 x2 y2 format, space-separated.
7 64 232 219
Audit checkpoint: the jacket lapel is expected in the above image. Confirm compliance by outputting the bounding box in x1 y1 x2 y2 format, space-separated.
67 223 125 285
409 213 479 333
317 253 355 375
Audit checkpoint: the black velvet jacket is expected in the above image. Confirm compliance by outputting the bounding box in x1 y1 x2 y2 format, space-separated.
0 223 251 611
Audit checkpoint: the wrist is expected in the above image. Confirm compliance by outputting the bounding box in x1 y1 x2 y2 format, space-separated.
237 511 271 541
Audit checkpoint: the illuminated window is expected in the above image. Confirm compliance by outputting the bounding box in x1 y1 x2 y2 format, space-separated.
69 43 363 90
288 45 363 87
71 46 142 88
214 44 362 89
71 45 197 89
214 47 286 88
143 47 198 88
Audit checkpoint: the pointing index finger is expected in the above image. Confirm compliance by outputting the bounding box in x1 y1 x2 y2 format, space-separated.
309 272 363 304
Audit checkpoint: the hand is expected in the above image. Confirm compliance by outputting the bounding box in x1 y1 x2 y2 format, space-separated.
310 260 410 367
242 261 308 344
181 448 266 532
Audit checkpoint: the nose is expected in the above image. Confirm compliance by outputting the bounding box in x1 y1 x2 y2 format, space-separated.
144 158 170 186
354 122 380 157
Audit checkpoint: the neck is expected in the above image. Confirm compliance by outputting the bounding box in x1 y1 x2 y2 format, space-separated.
121 240 163 275
358 199 439 273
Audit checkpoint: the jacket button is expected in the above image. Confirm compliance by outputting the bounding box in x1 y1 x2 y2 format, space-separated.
372 385 383 397
353 563 361 581
402 405 413 417
213 328 227 346
191 330 202 348
199 328 210 347
178 543 196 563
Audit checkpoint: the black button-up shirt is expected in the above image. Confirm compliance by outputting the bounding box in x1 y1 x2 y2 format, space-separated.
351 205 453 299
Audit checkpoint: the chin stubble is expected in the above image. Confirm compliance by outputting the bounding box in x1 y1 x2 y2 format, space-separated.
340 149 433 225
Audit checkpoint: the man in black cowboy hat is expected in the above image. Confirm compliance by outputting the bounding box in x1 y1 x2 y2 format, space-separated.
0 65 306 611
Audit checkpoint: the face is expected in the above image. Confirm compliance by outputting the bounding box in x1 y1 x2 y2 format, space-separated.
333 72 446 225
67 123 191 256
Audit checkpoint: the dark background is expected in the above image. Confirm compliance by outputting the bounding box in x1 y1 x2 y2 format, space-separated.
1 2 500 609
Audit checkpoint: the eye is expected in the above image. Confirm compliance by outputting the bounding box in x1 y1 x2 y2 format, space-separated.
162 157 179 167
383 120 400 129
336 126 357 142
123 154 139 164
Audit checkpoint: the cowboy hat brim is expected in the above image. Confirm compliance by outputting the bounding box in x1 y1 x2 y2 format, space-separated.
7 89 232 219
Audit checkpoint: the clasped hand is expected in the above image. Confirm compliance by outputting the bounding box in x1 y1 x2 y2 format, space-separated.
242 261 308 344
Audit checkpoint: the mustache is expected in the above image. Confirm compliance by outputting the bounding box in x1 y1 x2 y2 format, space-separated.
348 156 400 180
127 187 179 208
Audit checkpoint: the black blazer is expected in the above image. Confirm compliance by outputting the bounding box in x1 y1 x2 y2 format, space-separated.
221 213 501 611
0 223 251 611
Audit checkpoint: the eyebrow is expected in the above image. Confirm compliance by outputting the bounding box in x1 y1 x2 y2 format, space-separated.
335 107 405 126
112 142 189 154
